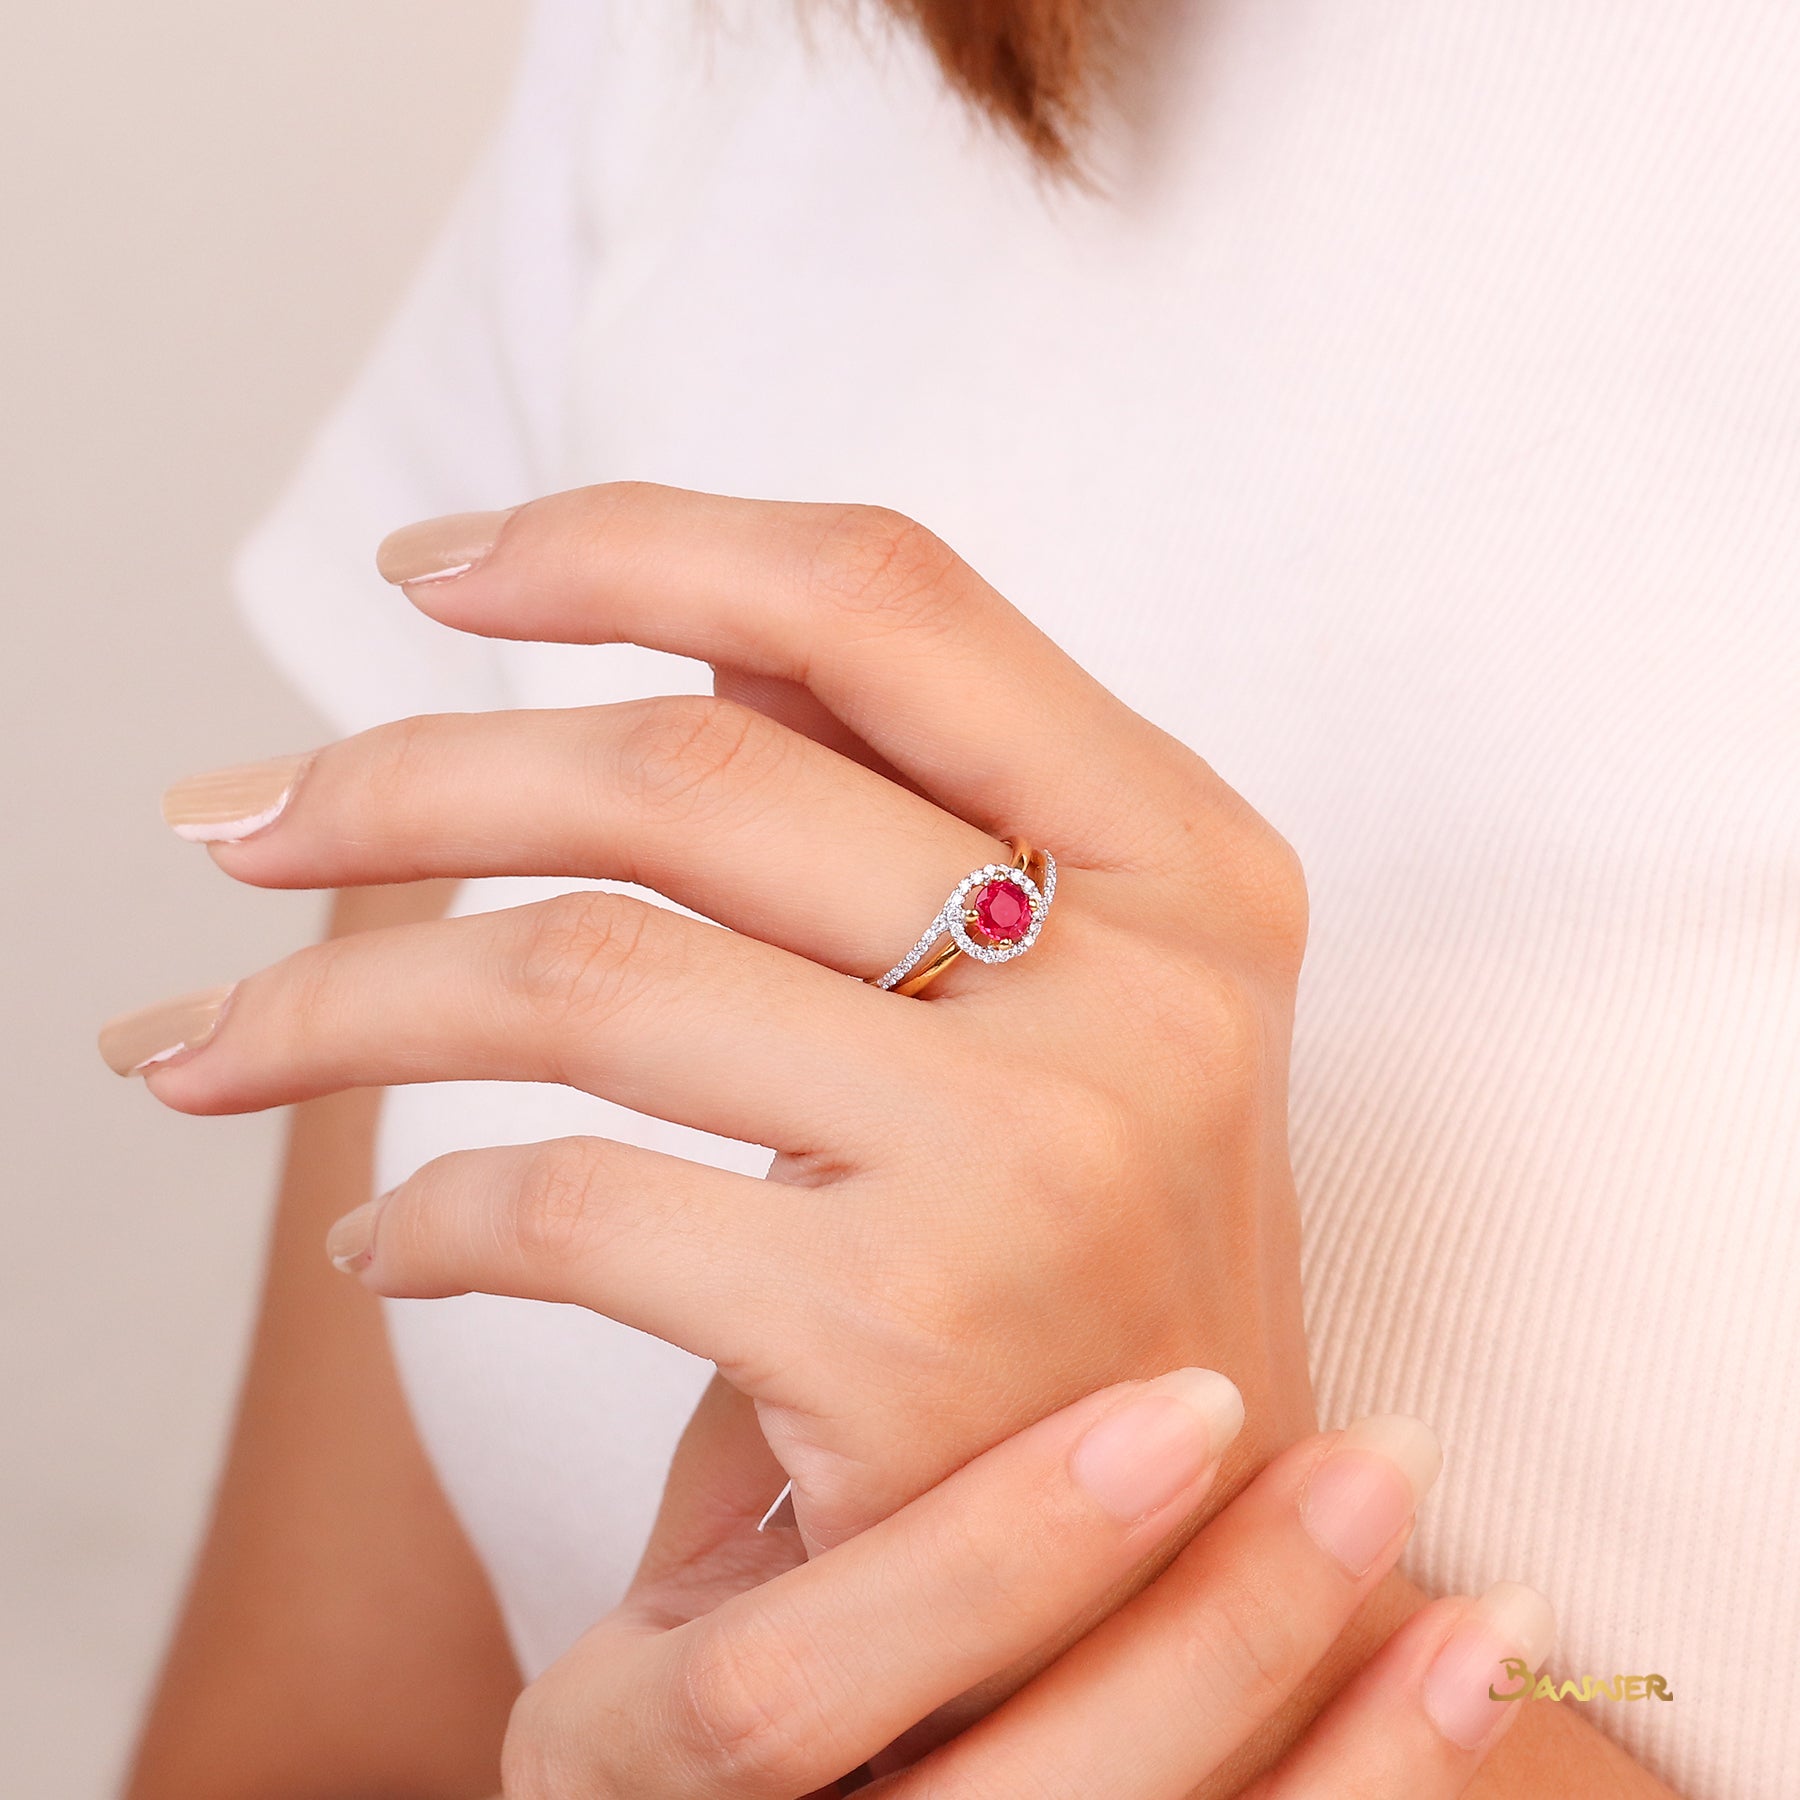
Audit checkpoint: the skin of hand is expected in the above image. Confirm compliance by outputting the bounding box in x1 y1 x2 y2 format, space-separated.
106 481 1320 1559
489 1368 1556 1800
105 486 1685 1796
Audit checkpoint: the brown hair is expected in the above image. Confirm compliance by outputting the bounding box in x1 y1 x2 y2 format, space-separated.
884 0 1125 166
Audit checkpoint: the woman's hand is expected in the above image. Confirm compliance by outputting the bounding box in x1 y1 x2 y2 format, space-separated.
102 482 1316 1550
498 1369 1547 1799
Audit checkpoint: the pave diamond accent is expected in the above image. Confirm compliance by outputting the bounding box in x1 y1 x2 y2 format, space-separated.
872 851 1057 990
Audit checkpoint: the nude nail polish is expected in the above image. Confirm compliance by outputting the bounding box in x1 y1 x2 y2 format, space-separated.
1423 1583 1558 1749
1069 1368 1245 1521
1300 1414 1443 1575
98 984 235 1076
375 508 515 586
161 753 311 844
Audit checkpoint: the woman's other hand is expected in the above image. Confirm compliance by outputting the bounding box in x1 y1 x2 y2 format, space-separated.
499 1370 1545 1799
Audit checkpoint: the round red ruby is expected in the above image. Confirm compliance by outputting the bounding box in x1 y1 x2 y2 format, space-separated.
973 878 1032 942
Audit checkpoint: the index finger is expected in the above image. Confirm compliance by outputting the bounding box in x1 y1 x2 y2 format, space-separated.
377 484 1220 867
889 1415 1445 1798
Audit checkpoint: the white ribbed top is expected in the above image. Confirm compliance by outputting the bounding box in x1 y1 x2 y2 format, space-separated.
237 4 1800 1791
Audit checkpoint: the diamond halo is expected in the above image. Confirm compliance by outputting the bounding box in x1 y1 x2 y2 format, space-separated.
872 851 1057 990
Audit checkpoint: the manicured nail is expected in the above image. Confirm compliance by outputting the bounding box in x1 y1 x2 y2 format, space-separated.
161 752 311 844
326 1194 387 1274
98 984 235 1076
1423 1582 1558 1749
375 508 515 586
1069 1368 1245 1521
1300 1414 1443 1575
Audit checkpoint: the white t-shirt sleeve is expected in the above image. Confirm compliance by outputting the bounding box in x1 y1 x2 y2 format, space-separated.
234 0 601 736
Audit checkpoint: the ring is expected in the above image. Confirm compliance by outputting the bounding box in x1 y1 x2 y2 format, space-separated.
870 838 1057 997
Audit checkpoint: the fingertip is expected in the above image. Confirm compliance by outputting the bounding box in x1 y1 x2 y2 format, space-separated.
1332 1414 1443 1507
1422 1581 1559 1751
1069 1367 1243 1522
97 984 236 1079
376 508 516 589
325 1194 386 1275
1147 1366 1246 1457
1470 1581 1557 1669
160 754 312 846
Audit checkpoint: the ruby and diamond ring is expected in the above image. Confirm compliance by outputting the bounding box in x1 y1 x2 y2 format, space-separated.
870 840 1057 997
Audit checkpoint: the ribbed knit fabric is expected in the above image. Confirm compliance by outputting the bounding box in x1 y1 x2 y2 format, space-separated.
236 3 1799 1791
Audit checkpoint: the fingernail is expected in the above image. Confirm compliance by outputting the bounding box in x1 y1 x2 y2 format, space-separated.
326 1194 386 1273
375 508 515 586
1423 1582 1558 1750
98 984 235 1076
1070 1368 1245 1522
1300 1414 1443 1575
161 752 311 844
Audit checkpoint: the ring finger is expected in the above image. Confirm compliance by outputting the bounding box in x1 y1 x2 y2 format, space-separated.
170 695 1021 987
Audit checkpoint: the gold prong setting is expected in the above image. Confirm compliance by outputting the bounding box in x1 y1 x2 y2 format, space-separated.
947 860 1052 966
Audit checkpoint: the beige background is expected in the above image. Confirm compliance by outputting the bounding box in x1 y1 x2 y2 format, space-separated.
1 5 525 1792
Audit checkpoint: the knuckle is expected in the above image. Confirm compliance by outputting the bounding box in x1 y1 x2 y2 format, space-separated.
271 936 350 1053
1172 959 1269 1099
501 1677 620 1800
506 1138 602 1264
1159 782 1311 978
911 1759 1065 1800
609 694 785 822
554 477 657 548
356 711 447 816
1182 1590 1309 1723
509 891 656 1029
672 1620 820 1790
804 504 963 625
1233 827 1311 970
